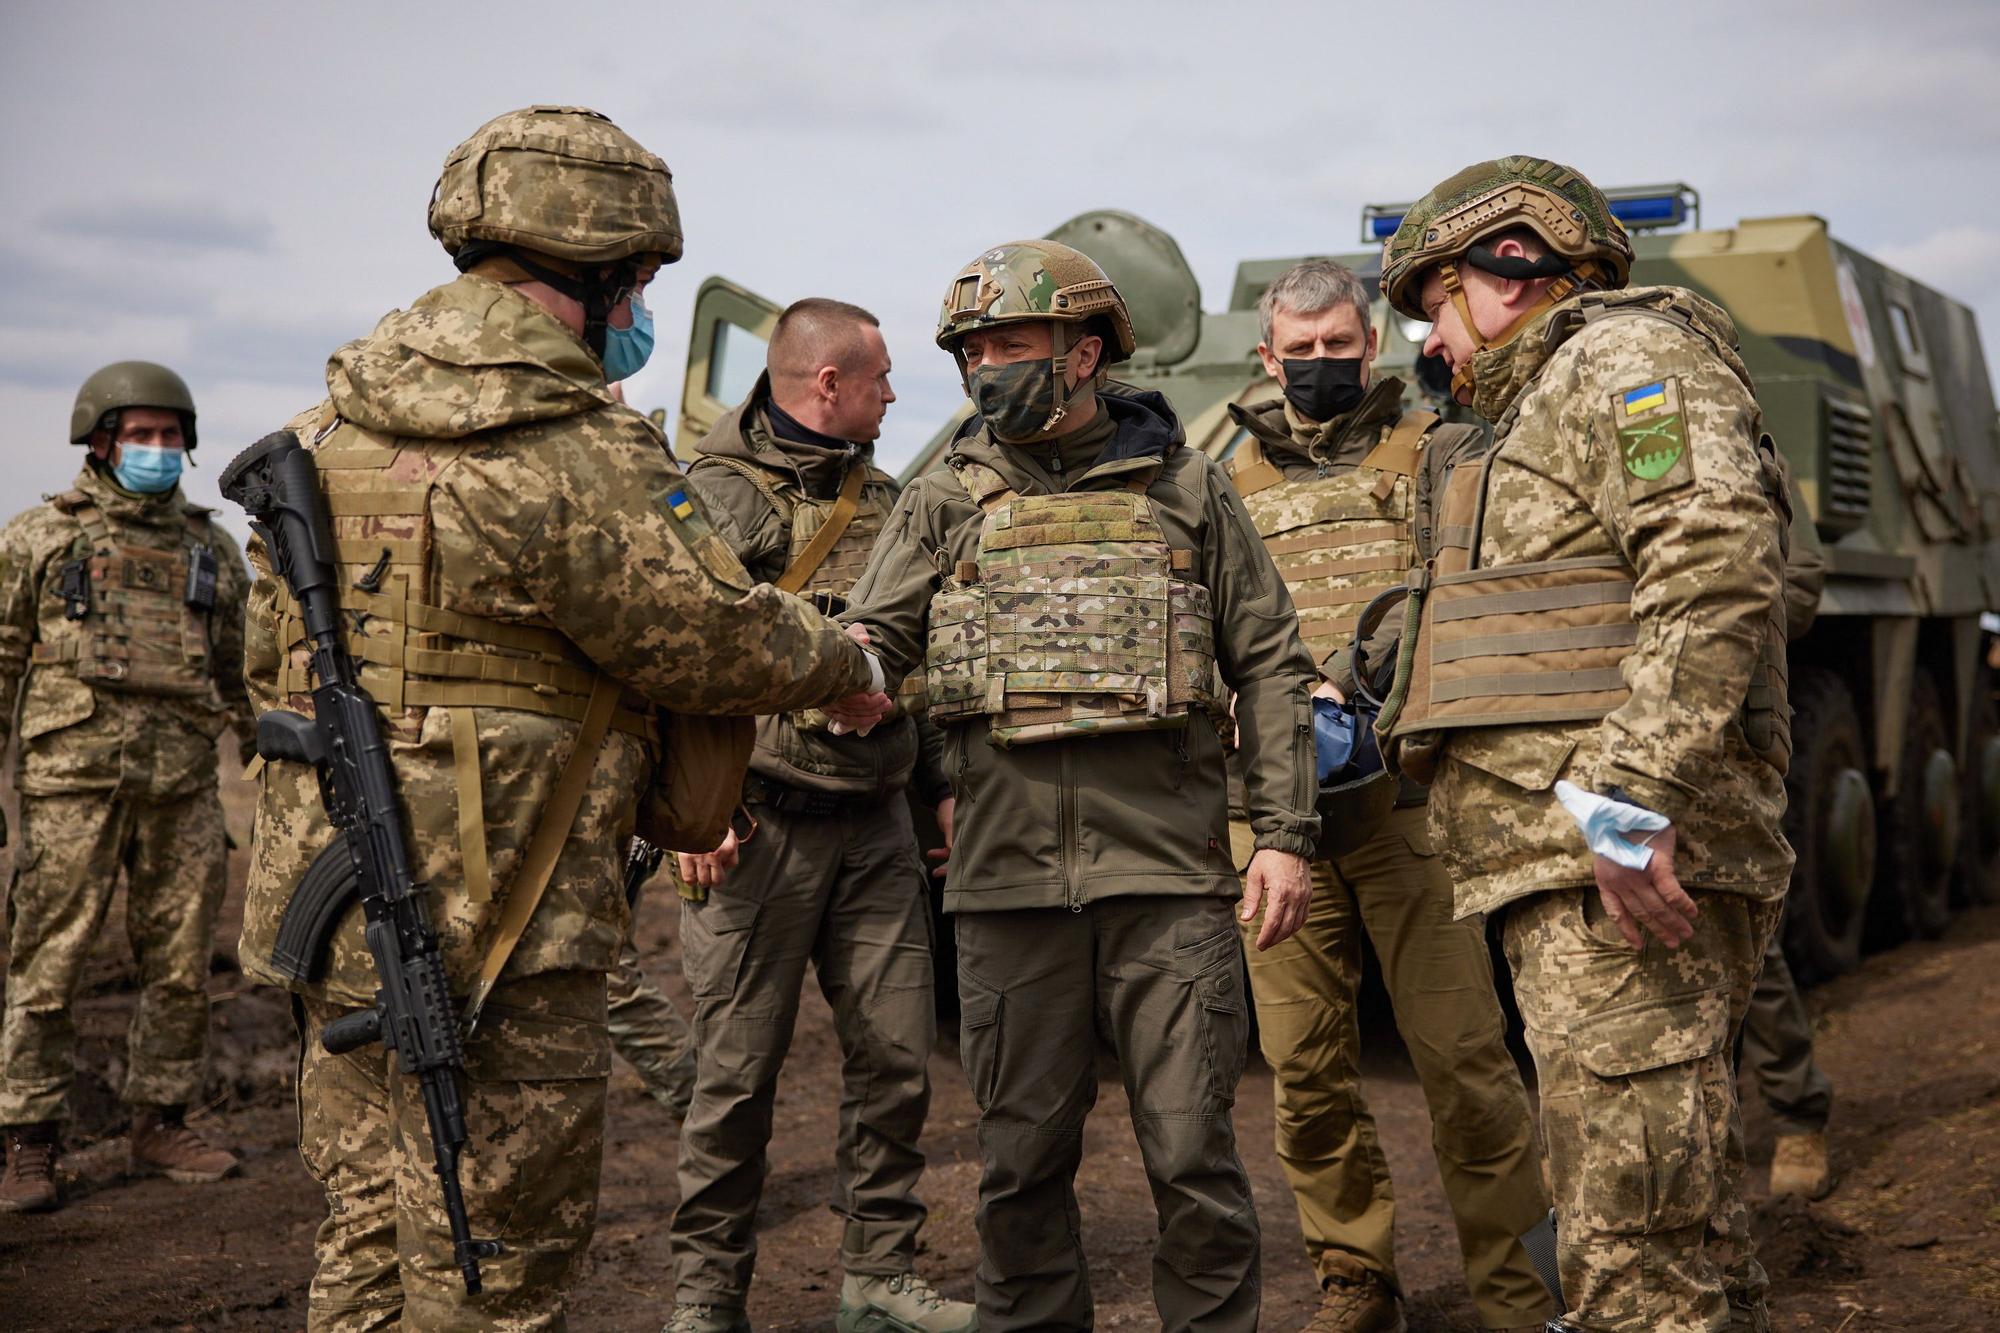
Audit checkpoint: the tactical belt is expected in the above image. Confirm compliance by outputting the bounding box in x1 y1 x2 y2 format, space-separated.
742 773 878 818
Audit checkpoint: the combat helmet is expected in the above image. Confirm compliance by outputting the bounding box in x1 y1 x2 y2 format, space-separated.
1379 156 1632 398
936 239 1137 435
69 360 197 449
429 105 682 355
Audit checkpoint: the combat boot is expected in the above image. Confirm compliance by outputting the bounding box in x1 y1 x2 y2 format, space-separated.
0 1122 61 1213
837 1271 978 1332
1304 1254 1404 1333
1769 1130 1833 1199
661 1303 752 1333
129 1105 240 1183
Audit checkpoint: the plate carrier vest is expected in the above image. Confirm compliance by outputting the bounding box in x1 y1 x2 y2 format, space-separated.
924 460 1224 748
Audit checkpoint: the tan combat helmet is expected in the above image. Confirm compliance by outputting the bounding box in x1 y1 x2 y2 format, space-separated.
936 239 1137 435
1379 156 1633 398
429 105 682 355
69 360 197 449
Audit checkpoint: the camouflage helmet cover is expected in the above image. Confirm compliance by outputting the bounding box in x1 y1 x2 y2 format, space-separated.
1379 155 1633 319
935 239 1138 364
428 105 684 266
69 360 197 447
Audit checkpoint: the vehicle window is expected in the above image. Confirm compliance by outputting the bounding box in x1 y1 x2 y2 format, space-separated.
1215 425 1251 462
1888 302 1925 374
707 320 767 404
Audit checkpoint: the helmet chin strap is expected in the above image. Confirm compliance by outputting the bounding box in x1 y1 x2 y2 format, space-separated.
1040 321 1073 436
1440 258 1598 400
477 248 638 359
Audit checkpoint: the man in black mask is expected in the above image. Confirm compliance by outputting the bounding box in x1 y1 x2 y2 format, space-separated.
1221 259 1555 1333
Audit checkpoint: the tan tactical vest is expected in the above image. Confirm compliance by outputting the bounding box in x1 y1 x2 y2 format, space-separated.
1383 296 1792 780
31 490 219 697
925 461 1224 748
694 453 891 603
1227 410 1437 662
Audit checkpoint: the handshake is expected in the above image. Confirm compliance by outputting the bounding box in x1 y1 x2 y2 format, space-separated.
824 622 894 736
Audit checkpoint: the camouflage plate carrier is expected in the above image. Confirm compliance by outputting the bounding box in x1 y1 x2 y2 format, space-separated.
33 490 223 698
1379 289 1792 782
925 461 1222 748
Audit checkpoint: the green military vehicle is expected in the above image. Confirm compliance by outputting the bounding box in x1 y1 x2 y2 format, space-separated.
672 185 2000 983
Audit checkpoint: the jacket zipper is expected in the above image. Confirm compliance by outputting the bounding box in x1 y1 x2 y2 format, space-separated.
1060 742 1081 911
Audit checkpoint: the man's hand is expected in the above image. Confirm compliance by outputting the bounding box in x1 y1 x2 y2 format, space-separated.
676 828 741 891
827 622 892 735
928 796 956 880
1312 678 1345 704
1592 824 1698 950
1240 848 1312 951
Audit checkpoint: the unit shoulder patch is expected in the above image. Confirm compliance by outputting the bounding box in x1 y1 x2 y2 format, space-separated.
656 483 753 592
1611 375 1689 485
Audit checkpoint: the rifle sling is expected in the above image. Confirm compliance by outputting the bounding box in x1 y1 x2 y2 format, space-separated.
460 672 621 1033
775 463 865 594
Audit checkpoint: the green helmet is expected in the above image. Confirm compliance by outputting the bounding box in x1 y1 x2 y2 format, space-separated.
428 105 683 267
1378 155 1633 321
69 361 196 448
935 239 1137 363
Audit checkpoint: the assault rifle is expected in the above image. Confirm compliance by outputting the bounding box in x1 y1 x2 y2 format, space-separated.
220 430 500 1294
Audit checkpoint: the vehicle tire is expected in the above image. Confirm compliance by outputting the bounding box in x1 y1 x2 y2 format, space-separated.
1955 659 2000 907
1870 669 1957 943
1782 667 1875 981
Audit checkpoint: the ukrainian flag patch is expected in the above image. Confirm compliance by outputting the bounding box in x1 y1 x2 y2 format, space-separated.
666 489 695 520
1621 381 1668 415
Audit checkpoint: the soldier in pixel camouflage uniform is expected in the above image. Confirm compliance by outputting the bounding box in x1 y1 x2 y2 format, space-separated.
0 361 251 1214
236 106 887 1332
841 239 1321 1333
1376 157 1795 1333
664 298 971 1333
1222 260 1553 1333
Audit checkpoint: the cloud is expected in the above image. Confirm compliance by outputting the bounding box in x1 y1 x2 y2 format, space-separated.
1876 225 2000 301
40 201 275 254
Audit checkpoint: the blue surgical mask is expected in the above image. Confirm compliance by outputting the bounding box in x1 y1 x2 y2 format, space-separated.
113 444 184 494
602 290 655 383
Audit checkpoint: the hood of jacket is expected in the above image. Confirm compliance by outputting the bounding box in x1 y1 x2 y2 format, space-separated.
326 274 614 440
947 380 1184 492
1228 375 1409 471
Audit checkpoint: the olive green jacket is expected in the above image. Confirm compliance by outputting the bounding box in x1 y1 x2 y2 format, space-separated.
843 385 1319 913
688 377 950 803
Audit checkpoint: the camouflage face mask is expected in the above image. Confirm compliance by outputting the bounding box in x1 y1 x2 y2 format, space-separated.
968 358 1062 442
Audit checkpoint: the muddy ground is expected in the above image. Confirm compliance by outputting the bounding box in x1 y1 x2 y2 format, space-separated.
2 760 1997 1330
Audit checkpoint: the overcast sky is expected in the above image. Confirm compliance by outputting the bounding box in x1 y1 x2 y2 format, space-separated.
3 1 1997 542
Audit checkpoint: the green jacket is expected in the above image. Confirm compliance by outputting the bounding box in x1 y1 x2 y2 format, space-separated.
0 466 252 800
688 376 949 803
239 274 873 1001
843 385 1319 913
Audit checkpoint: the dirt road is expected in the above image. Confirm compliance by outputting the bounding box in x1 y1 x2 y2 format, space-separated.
3 780 1997 1329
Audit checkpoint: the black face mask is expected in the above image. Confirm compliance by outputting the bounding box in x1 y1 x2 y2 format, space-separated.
1280 357 1367 423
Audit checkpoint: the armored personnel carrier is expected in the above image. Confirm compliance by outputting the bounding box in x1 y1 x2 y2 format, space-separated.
673 187 2000 981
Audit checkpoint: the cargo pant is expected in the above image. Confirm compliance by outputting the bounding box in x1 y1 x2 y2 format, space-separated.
1229 808 1554 1328
671 797 937 1308
955 895 1259 1333
1740 923 1832 1134
1 790 227 1125
1505 888 1782 1333
606 937 696 1114
294 970 608 1333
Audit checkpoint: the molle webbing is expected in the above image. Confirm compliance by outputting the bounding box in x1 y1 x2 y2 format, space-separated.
1230 421 1423 661
36 497 215 697
923 484 1221 747
270 435 653 742
696 454 886 601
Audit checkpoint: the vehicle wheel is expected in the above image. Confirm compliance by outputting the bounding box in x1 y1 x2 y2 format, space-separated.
1781 667 1875 981
1870 670 1957 943
1956 660 2000 907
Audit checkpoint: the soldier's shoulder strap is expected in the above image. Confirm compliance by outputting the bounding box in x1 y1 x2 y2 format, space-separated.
45 488 92 516
690 454 797 524
1354 408 1439 501
775 462 865 594
1226 435 1284 497
952 460 1016 512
